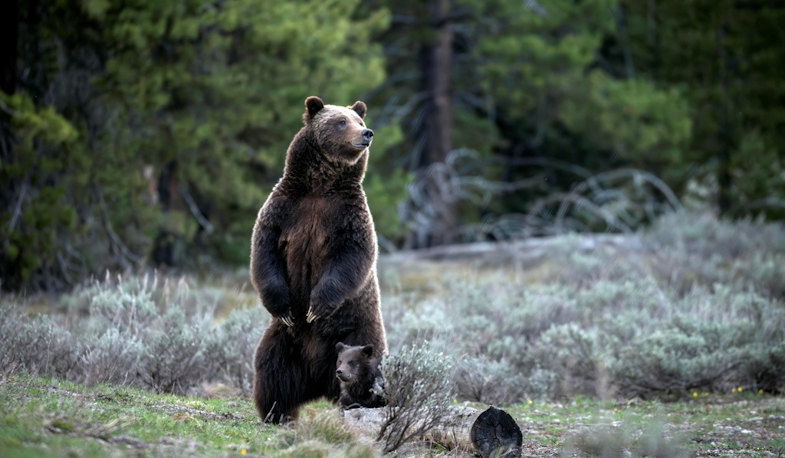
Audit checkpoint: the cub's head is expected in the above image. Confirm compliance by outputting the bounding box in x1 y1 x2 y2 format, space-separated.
303 96 373 164
335 342 375 384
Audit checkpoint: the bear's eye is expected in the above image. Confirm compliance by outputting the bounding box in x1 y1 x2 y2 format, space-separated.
338 119 347 127
349 361 357 368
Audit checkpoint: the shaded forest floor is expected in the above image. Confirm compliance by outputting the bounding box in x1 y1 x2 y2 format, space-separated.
2 375 784 456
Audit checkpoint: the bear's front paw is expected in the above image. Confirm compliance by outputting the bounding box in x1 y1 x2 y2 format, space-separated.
305 299 338 323
279 312 295 327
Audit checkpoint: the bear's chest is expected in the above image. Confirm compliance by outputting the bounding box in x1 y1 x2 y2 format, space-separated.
280 197 333 284
283 196 331 245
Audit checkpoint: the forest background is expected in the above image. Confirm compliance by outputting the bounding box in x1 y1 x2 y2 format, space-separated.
2 0 784 291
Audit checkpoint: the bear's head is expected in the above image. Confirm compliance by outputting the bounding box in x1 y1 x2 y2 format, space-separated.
335 342 376 384
303 96 373 164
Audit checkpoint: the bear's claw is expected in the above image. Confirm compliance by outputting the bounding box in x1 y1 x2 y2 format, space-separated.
306 308 319 323
280 314 294 327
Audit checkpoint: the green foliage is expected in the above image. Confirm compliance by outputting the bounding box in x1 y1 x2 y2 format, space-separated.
3 0 403 290
561 72 691 166
472 0 694 173
5 0 785 291
364 124 410 243
0 92 84 290
0 375 283 456
622 0 785 215
474 0 615 112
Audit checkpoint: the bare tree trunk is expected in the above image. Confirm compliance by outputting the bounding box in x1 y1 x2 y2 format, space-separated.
421 0 453 169
152 161 178 267
406 0 455 248
715 15 734 215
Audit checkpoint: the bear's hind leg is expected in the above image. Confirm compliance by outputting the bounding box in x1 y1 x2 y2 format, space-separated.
253 324 309 423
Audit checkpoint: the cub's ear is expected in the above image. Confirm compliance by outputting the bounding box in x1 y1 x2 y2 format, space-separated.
350 100 367 119
304 96 325 121
335 342 346 353
361 345 374 358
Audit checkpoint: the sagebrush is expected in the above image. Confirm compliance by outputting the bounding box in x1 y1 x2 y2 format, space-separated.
382 212 785 402
2 212 784 404
1 274 264 395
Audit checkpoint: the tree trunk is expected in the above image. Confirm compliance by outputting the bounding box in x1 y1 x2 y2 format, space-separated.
152 161 178 267
420 0 453 169
406 0 455 248
715 17 735 215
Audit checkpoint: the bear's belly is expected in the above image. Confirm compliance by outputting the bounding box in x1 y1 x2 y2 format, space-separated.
281 197 330 317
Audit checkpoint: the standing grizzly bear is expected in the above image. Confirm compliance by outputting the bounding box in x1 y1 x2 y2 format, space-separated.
250 96 387 423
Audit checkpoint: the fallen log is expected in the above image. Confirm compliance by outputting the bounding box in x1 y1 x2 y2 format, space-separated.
381 233 644 269
341 405 522 457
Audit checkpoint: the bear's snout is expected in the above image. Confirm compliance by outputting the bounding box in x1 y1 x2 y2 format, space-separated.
336 368 350 382
352 128 374 149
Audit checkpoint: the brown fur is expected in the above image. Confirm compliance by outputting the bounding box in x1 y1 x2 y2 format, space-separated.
335 342 386 409
250 96 386 423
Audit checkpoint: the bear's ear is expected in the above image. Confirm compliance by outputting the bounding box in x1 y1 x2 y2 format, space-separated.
335 342 346 353
361 345 374 358
304 96 325 121
350 101 367 119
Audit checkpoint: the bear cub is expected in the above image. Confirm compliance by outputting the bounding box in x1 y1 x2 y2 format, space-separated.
335 342 386 409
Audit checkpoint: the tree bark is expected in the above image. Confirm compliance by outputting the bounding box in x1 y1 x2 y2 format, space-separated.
407 0 456 248
420 0 453 169
715 16 735 215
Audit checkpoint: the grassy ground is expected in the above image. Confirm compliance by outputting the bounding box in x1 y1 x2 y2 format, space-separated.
2 375 783 457
0 374 275 457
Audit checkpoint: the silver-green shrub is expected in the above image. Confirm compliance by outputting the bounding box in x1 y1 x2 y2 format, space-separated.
0 273 266 395
382 212 785 401
2 211 783 402
377 343 454 453
0 302 82 378
204 305 265 396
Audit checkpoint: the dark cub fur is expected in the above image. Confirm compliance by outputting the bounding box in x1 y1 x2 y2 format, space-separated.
335 342 386 409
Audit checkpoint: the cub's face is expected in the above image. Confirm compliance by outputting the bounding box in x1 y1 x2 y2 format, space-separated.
303 96 374 164
335 342 374 384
